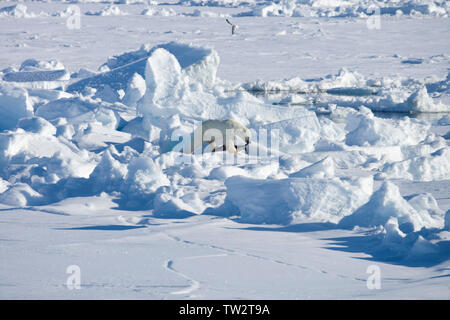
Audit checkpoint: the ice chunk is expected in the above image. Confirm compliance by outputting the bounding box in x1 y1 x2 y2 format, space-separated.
400 135 447 160
17 117 56 136
381 147 450 181
252 2 296 18
100 44 153 71
0 183 42 206
120 117 162 142
207 160 281 181
382 217 406 245
3 58 70 89
19 59 65 72
345 107 430 146
170 42 220 88
373 217 443 262
209 166 249 180
67 42 219 94
186 8 228 17
27 89 73 101
56 123 75 140
405 87 449 113
36 96 121 129
317 117 346 147
153 188 204 218
279 154 312 174
88 150 128 193
139 48 184 115
85 5 128 16
67 57 148 94
125 156 170 194
3 70 69 89
141 7 177 16
0 129 95 179
0 177 10 194
0 4 33 18
93 85 121 103
339 181 443 232
245 0 449 18
71 68 96 80
408 193 444 218
290 156 335 179
71 121 132 151
122 73 146 107
242 76 308 93
0 84 34 131
116 155 171 210
318 68 367 90
136 47 222 120
256 115 321 153
225 175 373 224
217 91 316 126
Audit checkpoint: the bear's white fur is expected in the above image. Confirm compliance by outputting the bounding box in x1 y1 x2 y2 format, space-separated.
184 119 251 154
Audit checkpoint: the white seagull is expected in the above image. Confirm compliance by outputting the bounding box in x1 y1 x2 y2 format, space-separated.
226 19 237 35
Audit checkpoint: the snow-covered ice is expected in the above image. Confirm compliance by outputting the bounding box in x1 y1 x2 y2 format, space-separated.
0 0 448 299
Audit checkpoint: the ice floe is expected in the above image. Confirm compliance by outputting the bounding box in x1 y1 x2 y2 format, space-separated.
0 42 448 240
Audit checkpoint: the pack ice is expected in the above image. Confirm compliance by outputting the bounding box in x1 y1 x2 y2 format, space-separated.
0 33 449 296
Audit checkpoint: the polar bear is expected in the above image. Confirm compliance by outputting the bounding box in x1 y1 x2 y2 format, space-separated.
184 119 251 154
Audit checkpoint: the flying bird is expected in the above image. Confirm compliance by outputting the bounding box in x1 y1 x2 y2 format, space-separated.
226 19 237 35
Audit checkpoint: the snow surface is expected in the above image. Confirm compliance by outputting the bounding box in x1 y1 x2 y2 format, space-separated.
0 0 448 299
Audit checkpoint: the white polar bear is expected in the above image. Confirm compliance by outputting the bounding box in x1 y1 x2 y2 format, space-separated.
184 119 251 154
